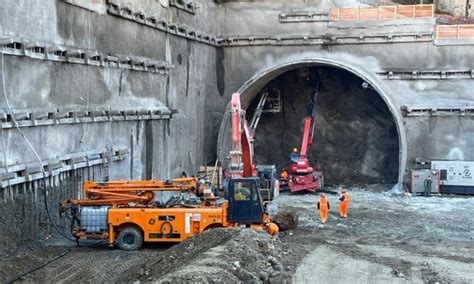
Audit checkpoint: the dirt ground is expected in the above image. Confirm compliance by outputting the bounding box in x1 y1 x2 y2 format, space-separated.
1 184 473 283
279 185 474 283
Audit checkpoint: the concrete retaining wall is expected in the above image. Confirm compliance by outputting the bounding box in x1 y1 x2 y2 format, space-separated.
0 0 223 247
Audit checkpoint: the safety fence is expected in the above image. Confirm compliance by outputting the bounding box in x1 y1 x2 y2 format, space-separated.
435 25 474 39
330 4 435 21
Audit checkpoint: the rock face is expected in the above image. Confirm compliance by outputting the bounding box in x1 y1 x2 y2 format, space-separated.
250 67 399 184
437 0 473 18
138 228 285 283
273 211 299 231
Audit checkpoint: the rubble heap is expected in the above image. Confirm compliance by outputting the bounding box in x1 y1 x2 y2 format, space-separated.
139 228 285 283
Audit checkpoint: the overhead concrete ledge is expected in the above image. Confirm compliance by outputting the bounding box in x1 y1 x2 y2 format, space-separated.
434 38 474 46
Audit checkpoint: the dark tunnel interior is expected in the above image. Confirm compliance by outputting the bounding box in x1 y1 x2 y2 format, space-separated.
247 66 399 185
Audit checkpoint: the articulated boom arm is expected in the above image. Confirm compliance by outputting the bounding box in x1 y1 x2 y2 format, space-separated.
300 117 313 157
229 92 254 177
299 74 320 157
66 178 197 207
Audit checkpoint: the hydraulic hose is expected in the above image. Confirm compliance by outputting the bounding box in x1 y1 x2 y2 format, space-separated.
6 249 71 283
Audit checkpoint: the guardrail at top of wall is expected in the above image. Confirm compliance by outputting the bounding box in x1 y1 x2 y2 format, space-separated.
436 24 474 39
330 4 435 21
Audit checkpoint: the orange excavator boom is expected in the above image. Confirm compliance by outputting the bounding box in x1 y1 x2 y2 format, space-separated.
229 92 255 177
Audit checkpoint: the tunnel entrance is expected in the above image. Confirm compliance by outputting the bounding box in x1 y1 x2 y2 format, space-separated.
247 66 399 184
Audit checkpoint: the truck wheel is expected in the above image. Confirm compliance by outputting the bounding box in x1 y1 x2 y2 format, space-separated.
117 227 143 251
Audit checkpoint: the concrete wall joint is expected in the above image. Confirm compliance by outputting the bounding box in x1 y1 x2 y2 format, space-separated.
0 108 175 130
0 38 174 74
0 147 129 188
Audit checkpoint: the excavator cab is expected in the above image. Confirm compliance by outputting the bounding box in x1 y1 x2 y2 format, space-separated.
227 177 264 223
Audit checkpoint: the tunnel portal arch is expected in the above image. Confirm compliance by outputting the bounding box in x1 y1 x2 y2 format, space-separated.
217 57 407 189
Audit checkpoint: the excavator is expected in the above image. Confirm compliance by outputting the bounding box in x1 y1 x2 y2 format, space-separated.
227 92 280 204
287 71 324 193
61 93 279 250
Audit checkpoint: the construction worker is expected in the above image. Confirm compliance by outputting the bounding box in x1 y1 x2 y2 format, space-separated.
423 176 432 197
64 201 81 246
235 187 250 200
337 188 350 218
280 168 288 183
317 193 330 224
290 148 299 163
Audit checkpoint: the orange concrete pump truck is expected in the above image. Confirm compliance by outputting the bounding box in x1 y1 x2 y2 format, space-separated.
61 93 278 250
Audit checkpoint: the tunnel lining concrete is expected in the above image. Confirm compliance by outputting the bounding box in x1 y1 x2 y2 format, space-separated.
218 57 407 190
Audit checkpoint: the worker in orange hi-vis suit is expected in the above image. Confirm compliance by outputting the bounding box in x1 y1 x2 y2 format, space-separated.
280 168 288 182
317 193 330 224
337 188 350 218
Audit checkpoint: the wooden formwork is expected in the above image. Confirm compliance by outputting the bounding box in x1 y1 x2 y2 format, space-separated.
330 4 434 21
436 25 474 39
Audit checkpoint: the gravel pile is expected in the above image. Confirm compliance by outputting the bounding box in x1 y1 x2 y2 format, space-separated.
139 228 286 283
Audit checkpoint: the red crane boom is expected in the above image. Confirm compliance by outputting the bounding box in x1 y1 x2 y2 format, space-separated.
287 71 324 193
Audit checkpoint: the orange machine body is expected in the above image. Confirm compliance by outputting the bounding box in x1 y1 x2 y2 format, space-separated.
106 203 229 244
64 178 276 249
64 178 226 245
